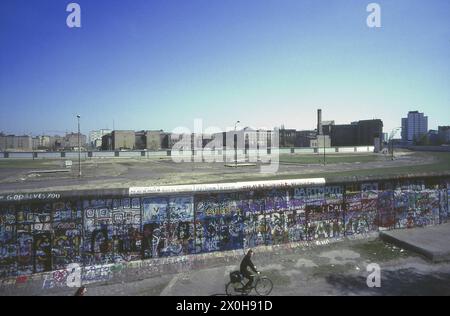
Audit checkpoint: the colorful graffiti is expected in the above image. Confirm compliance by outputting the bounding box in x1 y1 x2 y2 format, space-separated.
53 201 82 270
42 263 120 289
195 193 243 253
0 207 16 278
0 178 449 280
345 186 377 235
142 196 194 258
241 191 266 248
306 203 343 240
377 189 395 229
166 196 194 256
83 198 141 265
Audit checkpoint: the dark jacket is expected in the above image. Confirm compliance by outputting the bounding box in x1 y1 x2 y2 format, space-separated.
240 254 257 274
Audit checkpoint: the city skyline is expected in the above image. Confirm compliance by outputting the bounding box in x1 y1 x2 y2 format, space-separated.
1 0 449 135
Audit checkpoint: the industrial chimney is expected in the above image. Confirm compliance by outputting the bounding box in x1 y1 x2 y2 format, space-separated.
317 109 322 135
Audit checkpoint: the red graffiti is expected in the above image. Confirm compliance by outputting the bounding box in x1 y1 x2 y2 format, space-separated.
53 270 68 283
15 276 28 284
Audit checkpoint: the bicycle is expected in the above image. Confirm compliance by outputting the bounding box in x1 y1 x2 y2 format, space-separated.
225 271 273 296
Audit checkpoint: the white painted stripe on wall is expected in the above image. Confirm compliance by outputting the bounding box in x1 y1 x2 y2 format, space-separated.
129 178 326 195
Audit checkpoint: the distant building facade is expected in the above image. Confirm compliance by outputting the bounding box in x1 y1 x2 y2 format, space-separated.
32 137 40 150
50 136 64 151
63 133 87 150
426 130 439 145
279 129 297 148
160 132 170 149
321 121 335 135
101 130 135 150
295 130 316 147
1 133 103 151
311 109 336 147
113 130 135 150
0 134 32 151
134 131 147 150
355 119 383 146
101 133 113 150
134 130 167 150
330 120 383 147
330 124 356 147
310 135 331 148
37 136 52 149
212 128 274 150
275 127 321 148
146 130 164 150
89 129 112 149
438 126 450 144
401 111 428 144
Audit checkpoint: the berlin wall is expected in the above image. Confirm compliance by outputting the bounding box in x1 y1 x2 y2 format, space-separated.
0 176 449 291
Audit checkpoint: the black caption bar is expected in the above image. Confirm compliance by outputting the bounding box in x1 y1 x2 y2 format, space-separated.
176 299 272 313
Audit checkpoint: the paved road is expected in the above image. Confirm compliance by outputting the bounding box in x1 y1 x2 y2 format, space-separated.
37 237 450 296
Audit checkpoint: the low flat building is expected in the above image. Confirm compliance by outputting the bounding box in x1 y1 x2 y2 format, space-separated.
50 135 64 151
101 130 135 150
295 130 316 147
330 120 382 147
160 132 170 149
356 119 383 146
63 133 87 150
135 130 167 150
279 128 297 148
101 133 113 150
330 124 357 147
216 128 274 150
32 137 39 150
146 130 163 150
135 130 147 150
112 130 135 150
0 134 32 151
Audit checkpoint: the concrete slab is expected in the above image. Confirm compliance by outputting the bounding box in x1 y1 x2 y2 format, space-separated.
380 223 450 263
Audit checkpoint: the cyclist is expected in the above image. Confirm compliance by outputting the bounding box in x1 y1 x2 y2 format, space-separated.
240 249 259 291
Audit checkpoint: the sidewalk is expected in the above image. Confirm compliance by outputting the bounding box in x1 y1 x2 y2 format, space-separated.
380 223 450 262
4 235 450 296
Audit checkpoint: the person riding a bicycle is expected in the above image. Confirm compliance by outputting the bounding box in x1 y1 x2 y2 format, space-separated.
240 249 259 291
226 249 272 296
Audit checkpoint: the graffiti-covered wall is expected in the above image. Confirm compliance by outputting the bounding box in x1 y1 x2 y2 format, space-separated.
0 178 449 279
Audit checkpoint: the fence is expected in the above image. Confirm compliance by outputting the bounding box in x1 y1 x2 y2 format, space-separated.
0 146 375 160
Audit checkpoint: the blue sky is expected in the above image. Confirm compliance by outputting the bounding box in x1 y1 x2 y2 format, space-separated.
0 0 449 136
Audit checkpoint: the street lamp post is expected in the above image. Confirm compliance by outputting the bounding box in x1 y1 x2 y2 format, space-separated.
389 127 402 161
391 138 394 160
77 115 81 177
234 121 240 167
323 133 326 165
